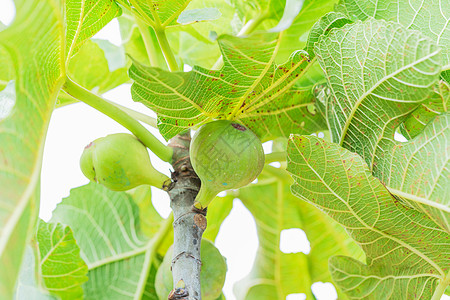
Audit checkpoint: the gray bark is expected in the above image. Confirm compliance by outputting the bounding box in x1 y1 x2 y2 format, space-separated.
167 132 206 300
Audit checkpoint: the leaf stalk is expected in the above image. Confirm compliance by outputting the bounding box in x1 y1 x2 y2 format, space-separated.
63 77 173 162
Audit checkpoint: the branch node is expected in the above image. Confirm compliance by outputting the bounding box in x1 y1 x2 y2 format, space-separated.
168 287 189 300
173 212 192 226
191 206 207 216
171 251 202 267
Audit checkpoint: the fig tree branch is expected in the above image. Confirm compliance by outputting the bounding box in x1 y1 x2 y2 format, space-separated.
167 132 205 300
63 76 173 162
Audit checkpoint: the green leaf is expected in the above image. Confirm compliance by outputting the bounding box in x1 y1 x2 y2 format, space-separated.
118 13 164 68
14 247 57 300
56 39 130 108
166 0 240 69
305 11 352 58
0 0 65 297
276 0 339 63
229 0 302 25
286 135 450 299
117 0 190 28
0 48 14 91
400 80 449 139
65 0 121 60
374 113 450 232
93 39 127 72
130 33 325 141
68 40 129 94
177 7 221 24
234 174 363 299
36 220 89 299
0 81 15 120
336 0 450 76
315 19 441 167
51 183 169 299
126 185 162 237
202 195 234 242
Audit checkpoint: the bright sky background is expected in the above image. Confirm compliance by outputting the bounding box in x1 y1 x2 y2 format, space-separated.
2 1 447 300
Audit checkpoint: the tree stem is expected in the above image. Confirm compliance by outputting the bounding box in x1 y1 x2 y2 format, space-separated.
167 132 204 300
63 77 173 162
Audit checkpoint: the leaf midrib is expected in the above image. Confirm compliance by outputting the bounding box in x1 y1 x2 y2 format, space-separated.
230 33 283 118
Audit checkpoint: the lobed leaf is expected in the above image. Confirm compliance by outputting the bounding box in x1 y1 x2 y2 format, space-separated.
400 80 449 139
51 183 165 299
14 247 57 300
234 173 363 299
65 0 121 60
0 0 65 296
130 33 325 141
117 0 190 28
315 19 441 167
167 0 237 68
336 0 450 77
57 39 130 108
202 195 234 242
374 113 450 233
305 11 352 58
276 0 339 63
286 134 450 299
37 220 89 299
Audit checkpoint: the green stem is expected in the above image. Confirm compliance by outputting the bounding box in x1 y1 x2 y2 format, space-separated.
265 151 286 164
146 168 171 191
237 12 270 36
63 77 173 162
128 0 155 27
154 27 179 71
262 165 292 183
135 18 160 67
103 99 157 128
193 185 218 209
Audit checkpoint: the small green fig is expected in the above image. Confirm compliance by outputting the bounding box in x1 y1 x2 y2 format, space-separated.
190 120 264 209
80 133 170 191
155 239 227 300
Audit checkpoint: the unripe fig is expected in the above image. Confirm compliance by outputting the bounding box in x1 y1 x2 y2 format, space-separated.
80 133 170 191
155 239 227 300
190 120 264 209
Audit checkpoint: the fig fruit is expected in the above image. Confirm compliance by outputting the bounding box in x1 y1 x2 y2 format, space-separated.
155 239 227 300
190 120 264 209
80 133 170 191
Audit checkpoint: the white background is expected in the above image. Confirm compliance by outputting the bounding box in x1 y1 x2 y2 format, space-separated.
1 1 447 300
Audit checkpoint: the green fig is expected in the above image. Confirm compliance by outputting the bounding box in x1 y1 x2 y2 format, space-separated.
190 120 264 209
80 133 170 191
155 239 227 300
